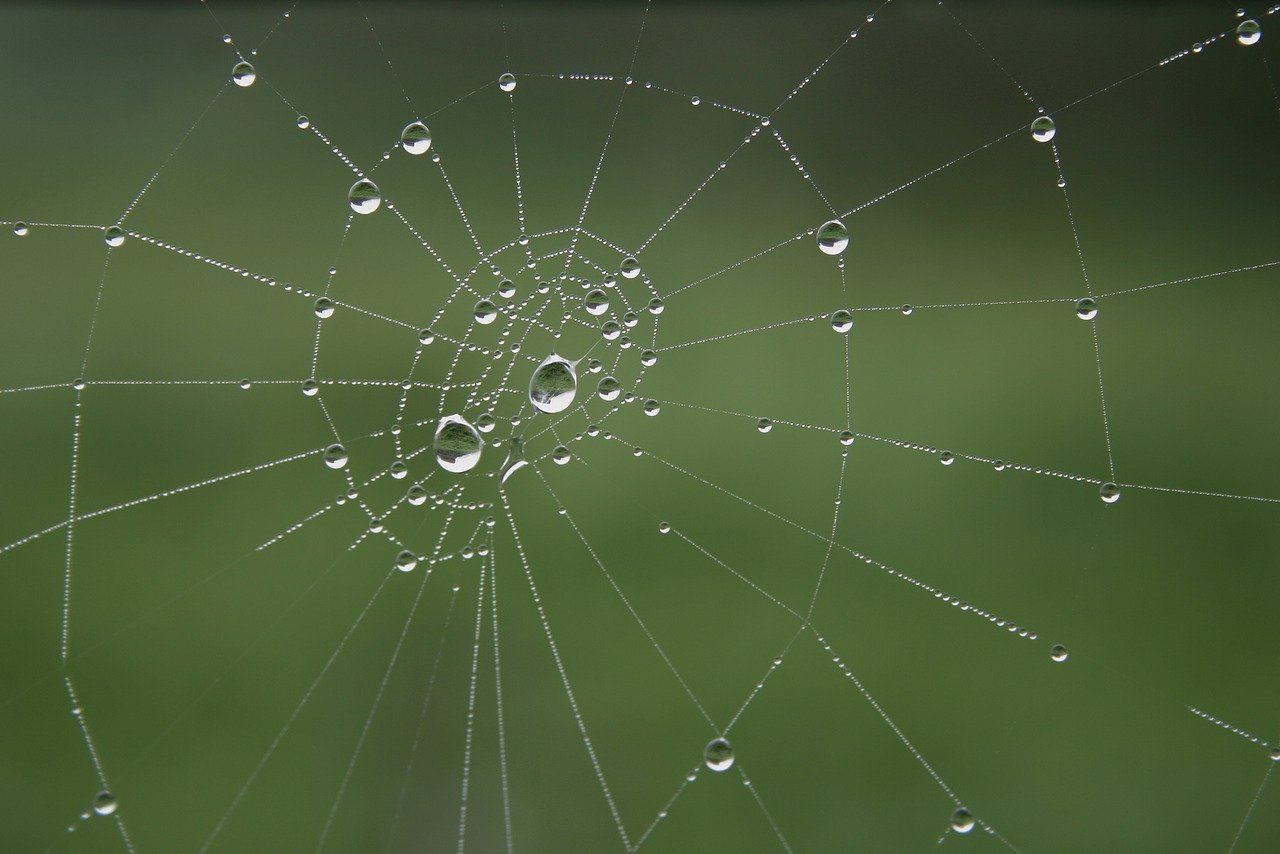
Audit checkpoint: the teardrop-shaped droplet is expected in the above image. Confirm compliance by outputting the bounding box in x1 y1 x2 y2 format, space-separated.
757 418 773 433
1050 643 1069 663
1237 19 1261 46
103 225 125 248
1030 116 1056 143
584 288 610 316
552 445 571 465
434 415 483 473
950 807 975 834
314 297 334 319
620 256 641 279
1075 297 1097 320
1099 482 1120 504
704 737 734 772
644 399 661 416
474 299 498 325
816 219 849 255
395 550 418 572
348 178 381 215
400 120 432 155
323 444 348 469
231 61 256 87
498 72 517 92
831 309 853 333
499 436 527 483
597 376 621 401
93 791 118 817
529 355 578 414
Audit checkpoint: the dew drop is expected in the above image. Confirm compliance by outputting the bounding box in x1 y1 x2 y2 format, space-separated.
993 460 1006 472
831 309 853 333
301 379 318 397
389 459 408 479
1030 116 1056 143
1076 297 1097 320
900 304 914 316
72 378 85 390
648 297 665 315
939 450 954 465
1271 746 1280 761
418 328 435 345
623 311 639 328
601 321 621 340
620 256 641 279
222 33 232 44
584 288 610 316
314 297 335 319
704 737 735 772
238 379 251 390
474 299 498 325
658 522 671 534
103 225 125 248
406 485 427 506
13 222 29 237
644 399 661 416
395 550 418 572
434 415 483 473
1050 643 1069 663
1099 482 1120 504
498 279 516 299
950 807 975 834
348 178 382 214
640 349 658 367
499 436 528 483
690 95 702 106
461 546 475 560
552 445 571 465
498 72 517 92
296 115 310 129
231 61 256 87
597 376 621 401
839 430 855 446
92 792 117 817
757 418 773 434
475 413 496 433
529 355 578 414
1237 19 1262 46
400 120 432 155
815 220 849 256
586 359 603 374
323 444 348 469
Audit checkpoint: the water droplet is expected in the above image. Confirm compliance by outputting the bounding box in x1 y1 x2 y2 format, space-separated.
296 115 310 129
586 359 602 374
323 444 348 469
499 72 517 92
950 807 975 834
601 321 621 340
407 485 427 506
644 399 661 416
648 297 665 315
222 33 232 44
348 178 381 215
400 120 432 155
314 297 335 319
1271 746 1280 761
434 415 483 473
418 328 435 345
620 256 641 279
839 430 855 446
103 226 125 248
473 299 498 325
231 61 256 87
301 379 318 396
497 279 516 299
529 355 578 414
632 446 643 457
395 550 418 572
1050 643 1069 663
900 304 914 316
640 349 658 367
1237 19 1262 45
993 460 1006 472
704 737 734 772
1192 41 1204 54
940 450 954 465
389 459 408 479
623 311 639 328
500 436 527 483
658 522 671 534
93 792 117 817
1030 116 1056 143
1099 482 1120 504
757 418 773 433
71 378 85 390
816 219 849 255
461 546 475 560
475 413 496 433
552 445 571 465
12 222 28 237
1075 297 1097 320
831 310 853 333
238 379 251 390
691 95 702 106
584 289 610 316
597 376 621 401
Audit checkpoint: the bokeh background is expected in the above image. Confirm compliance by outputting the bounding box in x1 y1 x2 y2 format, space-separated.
3 1 1280 851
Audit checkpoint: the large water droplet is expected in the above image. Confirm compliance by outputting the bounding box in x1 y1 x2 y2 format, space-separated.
584 289 610 316
231 61 256 87
1237 19 1262 46
296 115 310 129
500 436 527 483
406 485 427 506
314 297 335 319
301 379 318 396
434 415 483 473
620 257 641 279
1030 116 1056 143
323 444 348 469
831 309 853 333
939 450 954 465
474 299 498 325
418 328 435 345
93 791 117 817
597 376 621 401
389 459 408 479
552 445 571 465
644 399 661 416
1050 643 1069 663
601 321 621 340
1099 482 1120 504
648 297 665 315
400 121 432 155
499 72 517 92
950 807 975 834
816 219 849 255
640 349 658 367
348 178 381 214
497 279 515 299
529 355 578 414
704 737 735 772
757 418 773 433
395 550 418 572
839 430 854 446
13 222 29 237
1075 297 1097 320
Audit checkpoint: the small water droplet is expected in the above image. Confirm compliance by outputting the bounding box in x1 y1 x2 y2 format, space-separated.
620 256 641 279
1238 19 1262 45
1270 746 1280 761
497 279 516 299
474 299 498 325
476 413 496 433
644 399 661 416
231 61 256 87
658 522 671 534
623 311 639 328
301 379 318 396
584 289 610 316
390 460 408 479
72 378 86 391
640 349 658 367
348 178 381 215
323 444 348 469
950 807 975 834
238 379 251 390
103 226 125 248
586 359 602 374
296 115 310 129
1099 482 1120 504
1076 297 1097 320
529 355 578 414
435 415 483 473
838 430 854 446
1030 116 1056 143
314 297 335 319
93 792 117 817
757 418 773 433
12 222 29 237
461 546 475 560
816 219 849 255
940 450 954 465
597 376 621 401
831 309 853 333
1050 643 1069 663
395 550 418 572
601 321 621 340
1192 41 1204 54
407 485 427 506
400 120 432 155
498 72 517 92
690 95 701 106
222 33 232 44
648 297 665 315
553 445 571 465
704 737 735 772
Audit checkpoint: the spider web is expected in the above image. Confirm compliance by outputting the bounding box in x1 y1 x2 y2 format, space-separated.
3 0 1280 851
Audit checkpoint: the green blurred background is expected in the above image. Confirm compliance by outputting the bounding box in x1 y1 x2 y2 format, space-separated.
3 1 1280 851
